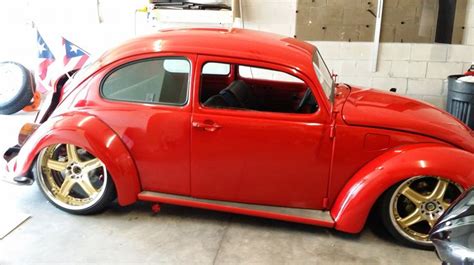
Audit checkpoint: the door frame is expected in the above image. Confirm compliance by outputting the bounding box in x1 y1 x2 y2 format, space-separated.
190 54 334 209
192 55 331 123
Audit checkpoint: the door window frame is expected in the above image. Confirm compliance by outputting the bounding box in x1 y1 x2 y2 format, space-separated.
193 55 331 123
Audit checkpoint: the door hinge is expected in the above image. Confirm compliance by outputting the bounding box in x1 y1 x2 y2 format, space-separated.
322 197 329 208
329 110 338 139
329 124 336 138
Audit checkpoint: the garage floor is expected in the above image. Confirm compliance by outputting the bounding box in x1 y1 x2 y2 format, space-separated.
0 113 439 264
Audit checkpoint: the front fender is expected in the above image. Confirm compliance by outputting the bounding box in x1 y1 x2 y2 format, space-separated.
330 143 474 233
14 112 141 206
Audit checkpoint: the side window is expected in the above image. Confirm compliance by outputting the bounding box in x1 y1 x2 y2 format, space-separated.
238 66 303 83
200 62 318 114
202 62 230 75
101 57 190 105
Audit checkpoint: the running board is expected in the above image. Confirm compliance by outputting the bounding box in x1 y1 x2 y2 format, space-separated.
138 191 334 227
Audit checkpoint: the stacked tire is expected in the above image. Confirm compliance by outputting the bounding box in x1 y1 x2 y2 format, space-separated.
0 61 34 115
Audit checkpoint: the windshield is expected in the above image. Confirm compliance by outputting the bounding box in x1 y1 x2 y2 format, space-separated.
313 49 334 102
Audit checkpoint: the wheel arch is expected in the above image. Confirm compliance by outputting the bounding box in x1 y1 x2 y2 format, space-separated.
14 113 141 206
330 143 474 234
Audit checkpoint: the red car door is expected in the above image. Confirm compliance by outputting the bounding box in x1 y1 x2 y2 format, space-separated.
190 56 333 209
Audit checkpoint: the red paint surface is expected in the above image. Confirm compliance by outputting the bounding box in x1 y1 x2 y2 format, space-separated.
190 55 332 209
331 144 474 233
8 28 473 233
343 87 474 152
13 114 140 205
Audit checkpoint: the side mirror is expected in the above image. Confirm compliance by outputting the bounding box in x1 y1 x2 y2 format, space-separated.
429 188 474 264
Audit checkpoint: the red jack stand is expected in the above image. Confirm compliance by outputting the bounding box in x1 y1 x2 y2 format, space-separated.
151 203 161 214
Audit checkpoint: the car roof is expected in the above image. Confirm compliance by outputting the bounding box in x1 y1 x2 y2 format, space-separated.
98 28 316 73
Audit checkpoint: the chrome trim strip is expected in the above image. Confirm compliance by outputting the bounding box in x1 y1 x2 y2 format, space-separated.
140 191 333 222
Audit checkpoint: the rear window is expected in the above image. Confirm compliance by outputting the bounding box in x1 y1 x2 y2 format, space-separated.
101 57 190 105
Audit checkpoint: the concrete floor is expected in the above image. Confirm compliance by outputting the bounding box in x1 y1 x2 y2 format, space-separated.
0 112 440 264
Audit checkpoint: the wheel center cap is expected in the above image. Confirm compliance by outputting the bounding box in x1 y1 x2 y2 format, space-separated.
420 200 444 220
72 165 82 175
426 202 436 211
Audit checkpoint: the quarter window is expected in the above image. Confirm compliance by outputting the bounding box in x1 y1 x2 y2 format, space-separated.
101 57 190 105
202 62 230 75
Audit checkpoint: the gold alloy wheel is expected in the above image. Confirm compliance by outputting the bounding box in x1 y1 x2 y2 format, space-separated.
36 144 108 210
389 176 463 245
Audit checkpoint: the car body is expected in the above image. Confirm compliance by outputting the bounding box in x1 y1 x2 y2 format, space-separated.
3 28 474 249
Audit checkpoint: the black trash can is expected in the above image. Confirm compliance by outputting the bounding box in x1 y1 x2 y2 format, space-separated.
447 75 474 129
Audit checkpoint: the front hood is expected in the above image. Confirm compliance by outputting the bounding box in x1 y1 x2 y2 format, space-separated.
342 88 474 152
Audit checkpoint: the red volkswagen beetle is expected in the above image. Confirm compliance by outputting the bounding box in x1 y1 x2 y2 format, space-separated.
4 28 473 249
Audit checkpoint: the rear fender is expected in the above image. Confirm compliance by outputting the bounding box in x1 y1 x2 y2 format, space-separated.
14 113 140 206
330 143 474 233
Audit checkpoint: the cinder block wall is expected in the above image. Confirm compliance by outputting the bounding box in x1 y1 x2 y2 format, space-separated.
315 42 473 108
242 0 474 109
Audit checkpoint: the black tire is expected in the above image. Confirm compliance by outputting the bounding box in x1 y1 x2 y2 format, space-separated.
33 144 117 215
379 176 463 250
39 176 117 216
379 183 433 250
0 61 34 115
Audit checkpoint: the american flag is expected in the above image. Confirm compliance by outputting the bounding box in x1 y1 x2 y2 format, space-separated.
62 37 89 73
36 30 55 93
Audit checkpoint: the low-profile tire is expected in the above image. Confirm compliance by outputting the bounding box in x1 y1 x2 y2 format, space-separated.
34 143 116 215
0 61 34 115
379 176 463 249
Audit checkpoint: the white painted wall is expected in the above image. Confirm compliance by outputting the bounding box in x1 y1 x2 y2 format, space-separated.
1 0 473 109
240 0 296 37
464 0 474 45
0 0 140 79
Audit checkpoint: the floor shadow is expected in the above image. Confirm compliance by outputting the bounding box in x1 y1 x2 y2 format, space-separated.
364 206 431 251
366 208 393 242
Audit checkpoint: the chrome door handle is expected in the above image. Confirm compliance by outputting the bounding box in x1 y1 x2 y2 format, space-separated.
192 121 222 132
